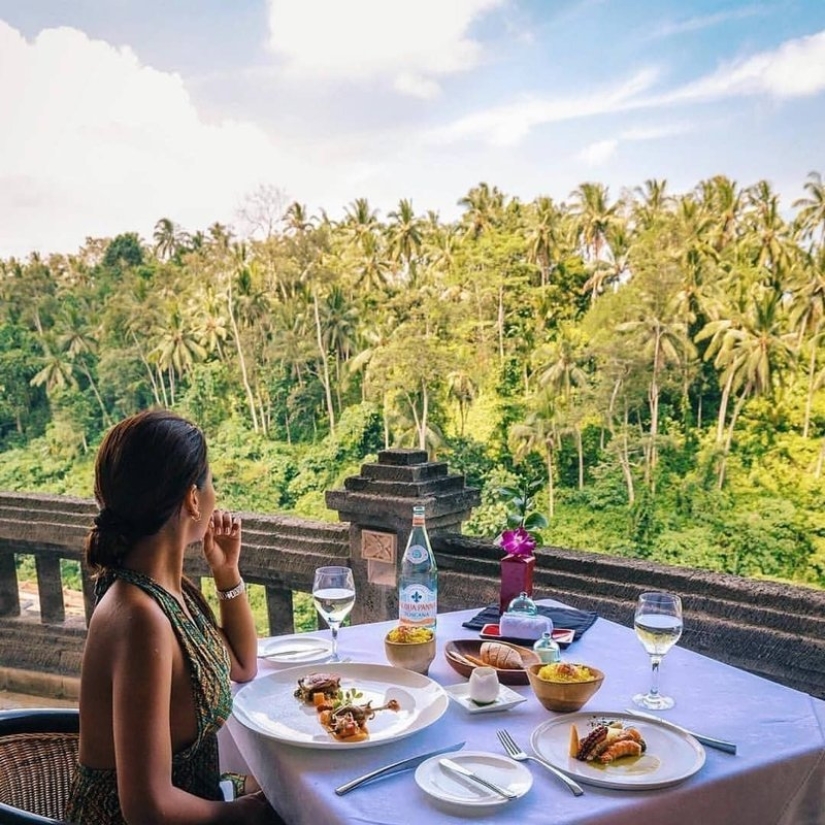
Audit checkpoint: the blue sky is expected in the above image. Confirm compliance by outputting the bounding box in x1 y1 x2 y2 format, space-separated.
1 0 824 258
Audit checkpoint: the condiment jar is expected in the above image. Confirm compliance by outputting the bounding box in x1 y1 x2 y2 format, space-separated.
533 631 561 663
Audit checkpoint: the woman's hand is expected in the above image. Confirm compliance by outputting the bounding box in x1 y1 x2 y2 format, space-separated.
234 790 284 824
202 509 242 585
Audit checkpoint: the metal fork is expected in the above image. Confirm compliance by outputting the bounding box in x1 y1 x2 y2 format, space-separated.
496 729 585 797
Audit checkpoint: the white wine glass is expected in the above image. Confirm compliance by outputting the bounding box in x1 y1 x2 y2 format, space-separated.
312 566 356 663
632 591 683 710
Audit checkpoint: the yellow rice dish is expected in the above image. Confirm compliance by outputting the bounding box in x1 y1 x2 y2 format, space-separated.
537 662 594 682
386 626 434 643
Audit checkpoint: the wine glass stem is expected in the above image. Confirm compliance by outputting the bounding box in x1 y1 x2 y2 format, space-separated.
649 655 662 698
329 623 340 662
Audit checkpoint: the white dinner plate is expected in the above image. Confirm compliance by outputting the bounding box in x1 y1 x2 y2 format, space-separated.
233 662 449 749
444 682 527 714
531 710 706 790
257 635 332 664
415 751 532 808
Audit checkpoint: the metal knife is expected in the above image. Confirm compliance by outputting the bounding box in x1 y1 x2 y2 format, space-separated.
439 758 517 801
624 709 738 754
258 646 330 660
334 742 466 795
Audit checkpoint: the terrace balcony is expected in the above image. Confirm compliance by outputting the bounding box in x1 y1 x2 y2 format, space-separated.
1 449 823 703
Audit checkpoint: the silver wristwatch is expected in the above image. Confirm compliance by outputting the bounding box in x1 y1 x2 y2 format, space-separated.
217 579 246 600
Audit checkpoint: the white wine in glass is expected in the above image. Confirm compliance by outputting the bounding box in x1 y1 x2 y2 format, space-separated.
632 591 683 710
312 566 356 663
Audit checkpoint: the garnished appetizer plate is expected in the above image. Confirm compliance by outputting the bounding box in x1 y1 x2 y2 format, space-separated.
530 710 706 790
233 662 449 749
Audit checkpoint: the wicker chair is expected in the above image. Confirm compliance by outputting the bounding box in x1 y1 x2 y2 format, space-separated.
0 708 79 824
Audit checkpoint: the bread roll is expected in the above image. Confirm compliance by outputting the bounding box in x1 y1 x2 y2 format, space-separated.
480 642 523 669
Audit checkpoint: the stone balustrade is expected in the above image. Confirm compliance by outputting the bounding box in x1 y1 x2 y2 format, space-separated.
1 450 823 702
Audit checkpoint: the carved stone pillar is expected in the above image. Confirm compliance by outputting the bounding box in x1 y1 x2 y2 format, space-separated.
325 449 480 624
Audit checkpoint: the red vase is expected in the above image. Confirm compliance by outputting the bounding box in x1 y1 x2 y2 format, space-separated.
499 553 535 616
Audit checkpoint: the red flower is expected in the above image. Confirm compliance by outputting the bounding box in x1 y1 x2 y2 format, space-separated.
495 527 536 556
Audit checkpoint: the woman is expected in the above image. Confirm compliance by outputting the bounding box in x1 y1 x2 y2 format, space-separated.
66 410 282 824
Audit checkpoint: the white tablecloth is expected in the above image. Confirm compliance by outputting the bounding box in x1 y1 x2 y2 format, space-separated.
222 604 825 825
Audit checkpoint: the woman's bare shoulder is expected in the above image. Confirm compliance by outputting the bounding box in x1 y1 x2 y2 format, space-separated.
89 581 174 647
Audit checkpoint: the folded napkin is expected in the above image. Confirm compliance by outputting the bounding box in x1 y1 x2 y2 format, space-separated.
462 604 598 641
499 613 552 641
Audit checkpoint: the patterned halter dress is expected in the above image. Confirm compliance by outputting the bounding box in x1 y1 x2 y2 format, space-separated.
65 569 241 823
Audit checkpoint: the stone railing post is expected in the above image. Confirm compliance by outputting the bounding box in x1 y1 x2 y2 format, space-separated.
325 449 481 624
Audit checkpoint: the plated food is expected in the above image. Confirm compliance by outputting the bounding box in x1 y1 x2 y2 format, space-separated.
294 671 401 742
233 662 449 749
531 710 706 790
570 719 647 764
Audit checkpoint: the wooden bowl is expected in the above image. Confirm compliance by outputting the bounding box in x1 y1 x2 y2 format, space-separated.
384 635 436 675
444 639 540 685
525 663 604 712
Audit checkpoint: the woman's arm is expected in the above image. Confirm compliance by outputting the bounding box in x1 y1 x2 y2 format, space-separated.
203 509 258 682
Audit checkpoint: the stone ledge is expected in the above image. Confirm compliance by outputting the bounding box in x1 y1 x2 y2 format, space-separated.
0 667 80 701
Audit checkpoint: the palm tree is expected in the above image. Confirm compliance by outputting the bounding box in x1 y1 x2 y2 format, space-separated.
153 217 189 261
697 175 742 252
341 198 379 248
321 285 359 409
568 182 618 265
632 178 672 230
537 325 590 488
387 198 423 281
744 180 794 284
446 370 476 436
789 245 825 437
509 388 559 521
457 182 504 239
583 223 631 299
285 201 313 235
30 340 77 394
698 290 796 487
793 170 825 247
617 309 693 489
525 196 564 287
54 303 111 424
151 305 206 404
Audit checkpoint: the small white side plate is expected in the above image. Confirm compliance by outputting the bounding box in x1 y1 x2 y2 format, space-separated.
444 682 527 714
257 636 332 664
415 751 532 808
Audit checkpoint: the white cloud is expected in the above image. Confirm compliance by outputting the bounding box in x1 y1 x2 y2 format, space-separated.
0 21 299 258
577 139 618 166
664 29 825 102
266 0 503 96
425 68 661 146
620 123 692 141
646 5 770 40
393 72 442 100
427 28 825 148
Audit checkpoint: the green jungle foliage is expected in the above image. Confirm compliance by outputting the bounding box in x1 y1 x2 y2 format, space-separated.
2 176 825 599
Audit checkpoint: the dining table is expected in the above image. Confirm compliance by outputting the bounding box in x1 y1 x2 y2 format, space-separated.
220 600 825 825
